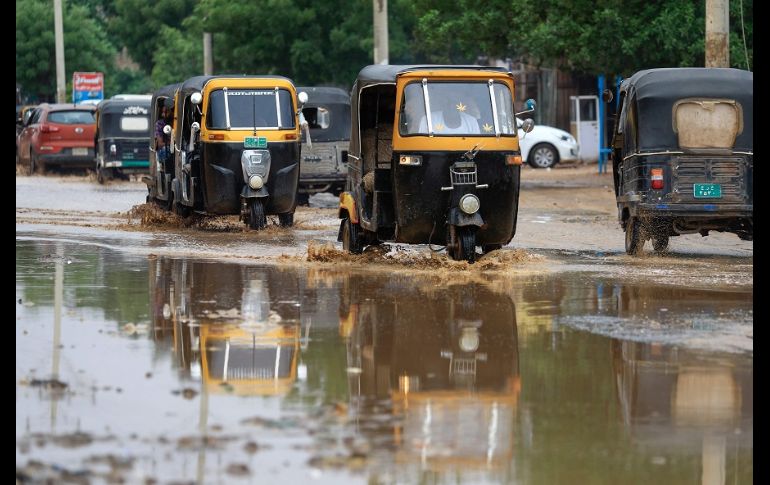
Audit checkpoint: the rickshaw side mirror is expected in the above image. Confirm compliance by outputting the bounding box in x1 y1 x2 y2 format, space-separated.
163 124 172 135
516 98 536 116
298 91 309 105
190 92 203 105
521 118 535 134
602 89 614 103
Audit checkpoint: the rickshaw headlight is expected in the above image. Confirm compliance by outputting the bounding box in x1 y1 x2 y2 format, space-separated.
249 175 264 189
459 194 480 214
399 155 422 166
109 144 117 155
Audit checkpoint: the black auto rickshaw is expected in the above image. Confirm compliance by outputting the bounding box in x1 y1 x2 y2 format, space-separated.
145 83 180 207
295 86 351 204
94 97 152 183
338 65 535 262
608 68 753 255
163 75 307 229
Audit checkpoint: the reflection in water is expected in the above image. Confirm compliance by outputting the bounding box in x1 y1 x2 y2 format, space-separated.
148 256 303 396
613 341 752 485
16 239 752 484
339 276 520 482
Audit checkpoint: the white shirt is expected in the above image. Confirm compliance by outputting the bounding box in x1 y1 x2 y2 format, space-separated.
418 111 480 134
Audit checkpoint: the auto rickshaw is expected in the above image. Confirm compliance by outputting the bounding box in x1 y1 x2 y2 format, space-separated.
608 68 753 255
165 75 307 229
145 83 180 208
295 86 351 204
338 65 535 262
94 98 152 183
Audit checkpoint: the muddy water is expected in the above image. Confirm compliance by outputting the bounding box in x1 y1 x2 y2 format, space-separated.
16 239 752 484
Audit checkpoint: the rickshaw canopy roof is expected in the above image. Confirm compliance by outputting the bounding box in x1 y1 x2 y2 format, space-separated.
354 64 510 91
96 98 151 116
620 67 752 151
178 75 296 98
296 86 350 105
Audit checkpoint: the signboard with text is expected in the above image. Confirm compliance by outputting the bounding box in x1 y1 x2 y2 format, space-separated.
72 71 104 104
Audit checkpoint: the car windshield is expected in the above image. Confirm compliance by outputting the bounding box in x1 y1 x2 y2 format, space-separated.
48 110 95 124
400 81 515 136
207 88 295 130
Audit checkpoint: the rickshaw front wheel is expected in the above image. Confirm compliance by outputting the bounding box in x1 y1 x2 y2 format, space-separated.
341 217 363 254
248 199 267 230
173 201 191 218
624 216 646 256
449 226 476 263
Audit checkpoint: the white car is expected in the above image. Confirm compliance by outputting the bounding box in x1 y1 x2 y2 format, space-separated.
517 117 579 168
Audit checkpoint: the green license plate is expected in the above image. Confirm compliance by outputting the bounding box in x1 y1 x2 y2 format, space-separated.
244 136 267 149
693 183 722 198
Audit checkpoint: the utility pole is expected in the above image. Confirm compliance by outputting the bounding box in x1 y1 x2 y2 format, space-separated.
53 0 66 103
373 0 388 64
203 32 213 75
705 0 729 67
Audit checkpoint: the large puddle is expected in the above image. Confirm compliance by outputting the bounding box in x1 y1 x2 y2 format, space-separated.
16 239 752 483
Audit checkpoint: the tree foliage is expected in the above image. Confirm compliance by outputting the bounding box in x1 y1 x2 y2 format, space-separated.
16 0 116 101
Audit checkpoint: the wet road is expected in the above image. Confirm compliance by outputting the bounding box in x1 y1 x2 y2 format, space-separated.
16 239 752 483
16 169 752 483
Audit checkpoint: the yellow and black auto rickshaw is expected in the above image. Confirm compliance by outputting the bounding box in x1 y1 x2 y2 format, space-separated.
155 75 307 229
338 65 535 262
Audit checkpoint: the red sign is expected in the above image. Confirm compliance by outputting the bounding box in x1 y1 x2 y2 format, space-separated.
73 72 104 91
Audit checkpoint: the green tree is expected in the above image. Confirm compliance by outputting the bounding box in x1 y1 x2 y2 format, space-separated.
109 0 197 73
16 0 117 101
150 25 203 86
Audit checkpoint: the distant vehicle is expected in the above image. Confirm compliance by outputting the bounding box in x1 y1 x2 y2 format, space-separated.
517 117 579 169
76 99 102 106
17 103 96 174
94 98 152 183
608 67 753 255
295 86 351 204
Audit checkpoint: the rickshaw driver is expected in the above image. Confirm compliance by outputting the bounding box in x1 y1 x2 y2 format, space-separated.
418 93 480 134
155 101 173 163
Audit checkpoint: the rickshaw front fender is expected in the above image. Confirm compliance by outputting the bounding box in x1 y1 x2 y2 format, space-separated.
448 207 484 227
338 192 359 224
240 186 269 199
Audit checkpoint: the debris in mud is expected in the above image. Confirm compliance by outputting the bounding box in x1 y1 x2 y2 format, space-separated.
225 463 251 476
243 441 260 454
24 378 69 391
240 416 302 429
171 388 199 399
176 434 235 451
51 432 94 448
306 240 542 271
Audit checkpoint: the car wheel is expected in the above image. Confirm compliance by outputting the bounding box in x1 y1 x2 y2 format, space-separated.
624 216 646 256
528 143 559 169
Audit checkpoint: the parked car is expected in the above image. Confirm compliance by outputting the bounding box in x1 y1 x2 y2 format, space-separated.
517 117 579 168
17 103 96 174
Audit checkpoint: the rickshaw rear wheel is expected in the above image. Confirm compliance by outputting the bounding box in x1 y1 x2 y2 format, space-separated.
173 201 191 218
624 216 646 256
482 244 502 254
341 217 363 254
279 212 294 227
248 199 267 230
652 235 669 253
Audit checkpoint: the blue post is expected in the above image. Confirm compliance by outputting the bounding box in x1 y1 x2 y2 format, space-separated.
597 74 612 174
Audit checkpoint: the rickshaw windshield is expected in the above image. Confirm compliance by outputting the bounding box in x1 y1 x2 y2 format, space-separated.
101 113 150 135
207 88 295 130
399 81 515 136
